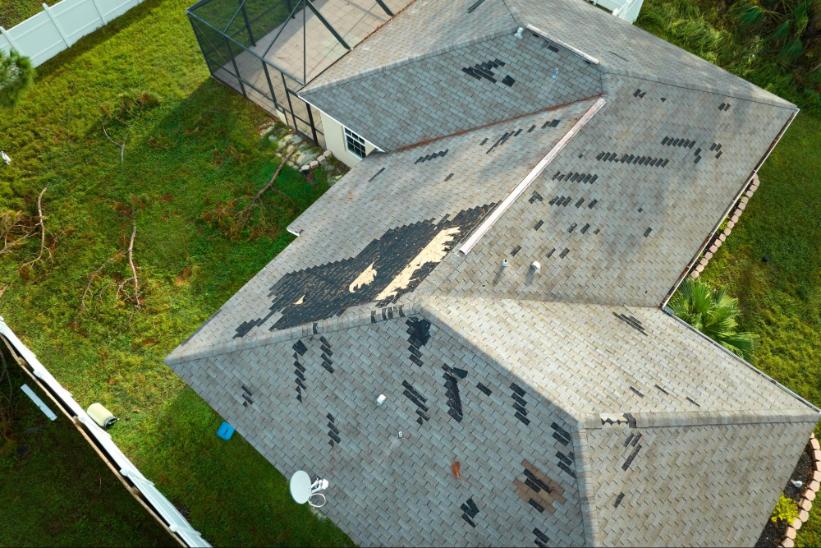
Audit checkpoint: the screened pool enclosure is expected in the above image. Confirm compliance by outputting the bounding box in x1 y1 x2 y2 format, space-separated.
187 0 404 146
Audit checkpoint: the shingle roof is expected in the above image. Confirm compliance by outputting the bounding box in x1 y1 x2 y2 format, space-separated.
420 72 797 306
301 28 603 149
300 0 792 151
168 1 817 546
168 299 816 547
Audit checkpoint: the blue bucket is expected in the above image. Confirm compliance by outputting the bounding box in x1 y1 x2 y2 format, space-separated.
216 421 235 441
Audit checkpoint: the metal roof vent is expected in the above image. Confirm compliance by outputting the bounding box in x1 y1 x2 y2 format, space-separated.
515 27 524 39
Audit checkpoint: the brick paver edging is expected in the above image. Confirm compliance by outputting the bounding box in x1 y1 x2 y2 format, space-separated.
691 173 760 279
781 434 821 548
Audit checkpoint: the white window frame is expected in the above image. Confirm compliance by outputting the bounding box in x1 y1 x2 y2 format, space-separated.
344 127 367 159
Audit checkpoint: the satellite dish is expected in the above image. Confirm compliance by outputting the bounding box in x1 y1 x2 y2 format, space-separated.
289 470 328 508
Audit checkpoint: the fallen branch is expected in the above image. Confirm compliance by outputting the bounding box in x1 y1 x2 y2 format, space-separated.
126 221 140 308
20 186 50 270
0 210 33 256
103 127 126 164
238 152 296 227
79 252 123 312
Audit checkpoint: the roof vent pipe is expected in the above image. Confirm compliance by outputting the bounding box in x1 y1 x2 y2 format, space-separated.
514 27 524 39
530 261 541 272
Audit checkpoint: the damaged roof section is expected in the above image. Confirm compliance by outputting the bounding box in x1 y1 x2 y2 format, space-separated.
422 74 797 306
301 17 602 150
167 99 596 361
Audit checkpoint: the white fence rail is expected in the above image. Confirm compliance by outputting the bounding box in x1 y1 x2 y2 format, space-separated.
0 0 143 67
0 316 210 548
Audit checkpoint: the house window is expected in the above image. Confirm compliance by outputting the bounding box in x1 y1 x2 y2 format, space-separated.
344 127 367 159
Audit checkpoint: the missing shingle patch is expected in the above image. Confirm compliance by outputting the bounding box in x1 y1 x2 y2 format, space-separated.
402 380 430 425
515 460 566 516
534 528 549 548
241 384 253 407
462 59 506 84
319 337 334 374
622 444 642 470
510 383 529 425
327 413 340 447
476 382 492 396
614 492 625 508
613 312 647 335
368 167 385 182
442 364 467 422
466 0 486 13
502 75 515 87
415 149 448 164
460 497 479 527
551 422 571 445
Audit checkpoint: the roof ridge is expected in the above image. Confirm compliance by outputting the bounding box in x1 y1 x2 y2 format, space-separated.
603 69 798 110
391 93 603 152
579 408 819 431
165 302 422 366
458 96 607 254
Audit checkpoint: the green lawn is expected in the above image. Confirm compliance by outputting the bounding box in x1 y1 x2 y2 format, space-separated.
0 0 817 546
0 357 173 546
0 0 350 545
0 0 48 27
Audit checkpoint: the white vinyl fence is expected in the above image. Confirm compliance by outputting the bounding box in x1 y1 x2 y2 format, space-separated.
0 0 143 67
0 316 210 548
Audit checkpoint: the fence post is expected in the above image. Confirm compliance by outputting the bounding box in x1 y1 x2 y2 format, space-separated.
90 0 107 25
0 25 20 53
42 2 71 47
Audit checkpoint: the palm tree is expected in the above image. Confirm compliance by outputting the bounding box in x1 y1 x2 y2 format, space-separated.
733 0 814 66
670 279 756 359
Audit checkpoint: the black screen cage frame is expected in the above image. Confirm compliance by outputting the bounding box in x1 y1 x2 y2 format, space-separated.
186 0 394 146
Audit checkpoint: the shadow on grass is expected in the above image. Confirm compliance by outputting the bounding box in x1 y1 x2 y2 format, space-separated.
35 0 168 80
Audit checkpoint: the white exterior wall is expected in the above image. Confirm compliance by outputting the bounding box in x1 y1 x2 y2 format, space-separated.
318 110 377 168
587 0 644 23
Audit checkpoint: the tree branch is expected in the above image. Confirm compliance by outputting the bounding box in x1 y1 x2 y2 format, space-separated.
103 127 126 164
238 152 296 226
126 221 140 308
20 186 50 270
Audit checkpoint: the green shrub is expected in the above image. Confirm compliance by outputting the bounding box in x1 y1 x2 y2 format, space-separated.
772 495 800 524
0 50 34 107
